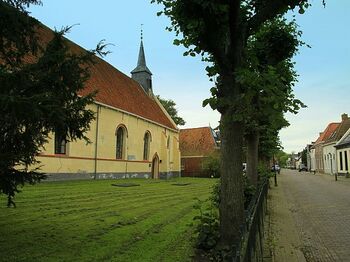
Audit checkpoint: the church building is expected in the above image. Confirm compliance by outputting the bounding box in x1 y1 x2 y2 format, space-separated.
36 27 181 180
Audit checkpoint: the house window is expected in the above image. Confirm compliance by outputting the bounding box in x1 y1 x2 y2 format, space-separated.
116 126 126 159
54 130 66 155
167 136 170 149
339 151 343 171
345 151 348 171
143 131 151 160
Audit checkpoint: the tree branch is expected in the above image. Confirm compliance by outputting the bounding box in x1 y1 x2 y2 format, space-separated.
247 0 305 35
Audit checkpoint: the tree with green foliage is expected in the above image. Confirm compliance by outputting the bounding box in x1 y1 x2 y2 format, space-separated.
202 151 220 178
156 95 186 126
301 148 307 165
0 0 107 206
258 127 284 165
240 18 305 186
275 150 289 167
152 0 321 249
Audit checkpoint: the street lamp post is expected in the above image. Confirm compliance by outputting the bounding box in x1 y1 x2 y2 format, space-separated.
273 155 278 187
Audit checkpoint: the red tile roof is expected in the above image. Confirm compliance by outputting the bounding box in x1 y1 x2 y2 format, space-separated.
180 127 217 156
336 127 350 148
30 24 177 130
314 123 340 145
325 115 350 144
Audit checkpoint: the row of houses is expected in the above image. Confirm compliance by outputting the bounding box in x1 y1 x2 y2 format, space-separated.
305 113 350 175
286 153 300 169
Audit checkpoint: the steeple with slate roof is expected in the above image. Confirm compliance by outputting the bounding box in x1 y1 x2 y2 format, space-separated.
131 27 153 94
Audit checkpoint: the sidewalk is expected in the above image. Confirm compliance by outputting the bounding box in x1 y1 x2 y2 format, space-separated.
303 170 350 185
264 174 306 262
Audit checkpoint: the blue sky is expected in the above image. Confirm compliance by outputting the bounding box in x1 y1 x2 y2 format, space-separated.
29 1 349 153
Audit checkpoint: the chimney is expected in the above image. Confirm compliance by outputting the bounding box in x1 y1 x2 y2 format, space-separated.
341 113 348 121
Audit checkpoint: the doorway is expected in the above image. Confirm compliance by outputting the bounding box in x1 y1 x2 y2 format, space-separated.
152 154 159 179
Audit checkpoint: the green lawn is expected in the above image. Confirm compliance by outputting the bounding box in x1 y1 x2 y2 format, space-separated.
0 178 215 262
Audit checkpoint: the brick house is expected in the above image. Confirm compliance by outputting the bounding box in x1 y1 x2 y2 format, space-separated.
179 127 220 177
313 123 340 173
323 114 350 175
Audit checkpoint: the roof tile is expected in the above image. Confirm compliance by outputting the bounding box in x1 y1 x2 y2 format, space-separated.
314 123 340 145
28 24 177 130
325 116 350 144
180 127 217 156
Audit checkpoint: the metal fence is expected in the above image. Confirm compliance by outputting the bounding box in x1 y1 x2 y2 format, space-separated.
233 179 269 262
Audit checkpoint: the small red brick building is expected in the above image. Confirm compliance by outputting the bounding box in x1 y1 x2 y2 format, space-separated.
313 122 340 173
179 127 220 177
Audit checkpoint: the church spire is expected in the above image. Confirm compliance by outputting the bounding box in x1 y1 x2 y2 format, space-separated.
137 39 147 68
131 25 153 94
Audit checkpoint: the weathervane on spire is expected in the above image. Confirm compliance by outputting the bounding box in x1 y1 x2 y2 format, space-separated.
141 24 144 41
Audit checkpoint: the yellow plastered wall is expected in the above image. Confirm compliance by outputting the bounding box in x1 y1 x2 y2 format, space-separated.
37 102 180 175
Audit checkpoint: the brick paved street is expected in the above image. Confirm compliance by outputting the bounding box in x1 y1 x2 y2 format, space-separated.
276 169 350 262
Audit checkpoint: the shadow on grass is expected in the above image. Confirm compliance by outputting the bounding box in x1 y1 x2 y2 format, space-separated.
111 183 140 187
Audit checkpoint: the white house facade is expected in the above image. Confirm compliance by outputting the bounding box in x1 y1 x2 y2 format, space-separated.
322 142 337 175
335 127 350 175
310 147 316 172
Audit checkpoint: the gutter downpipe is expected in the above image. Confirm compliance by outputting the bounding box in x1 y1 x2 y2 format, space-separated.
328 152 337 181
94 105 101 179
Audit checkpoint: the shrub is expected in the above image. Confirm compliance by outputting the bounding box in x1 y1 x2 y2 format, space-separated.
209 181 220 208
258 163 274 182
193 199 220 250
243 174 256 209
194 172 264 258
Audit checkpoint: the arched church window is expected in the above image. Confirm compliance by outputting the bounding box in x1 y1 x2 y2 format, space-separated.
167 136 170 149
54 130 67 155
143 131 151 160
116 126 126 159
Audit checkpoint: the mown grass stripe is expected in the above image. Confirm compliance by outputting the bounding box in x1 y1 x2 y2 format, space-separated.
109 205 198 262
0 178 216 262
0 179 208 210
0 187 210 227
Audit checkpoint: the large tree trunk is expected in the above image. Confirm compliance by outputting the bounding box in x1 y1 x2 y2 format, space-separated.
246 131 259 187
219 113 245 247
218 2 246 248
219 74 245 247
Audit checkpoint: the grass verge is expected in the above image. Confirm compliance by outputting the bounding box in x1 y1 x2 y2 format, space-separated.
0 177 215 262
